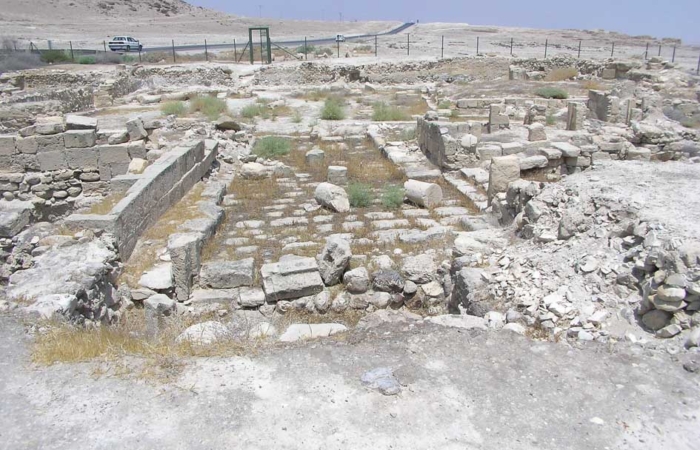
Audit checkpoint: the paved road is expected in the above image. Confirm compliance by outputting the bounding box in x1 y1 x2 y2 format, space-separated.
142 22 414 54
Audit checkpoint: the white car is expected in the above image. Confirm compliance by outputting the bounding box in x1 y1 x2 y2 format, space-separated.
108 36 143 52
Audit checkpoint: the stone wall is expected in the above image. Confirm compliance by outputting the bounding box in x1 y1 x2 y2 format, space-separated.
416 117 482 170
65 139 218 259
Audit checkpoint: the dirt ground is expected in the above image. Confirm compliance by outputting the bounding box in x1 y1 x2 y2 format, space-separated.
1 313 699 450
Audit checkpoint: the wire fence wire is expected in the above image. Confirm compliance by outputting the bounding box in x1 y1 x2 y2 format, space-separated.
2 34 699 74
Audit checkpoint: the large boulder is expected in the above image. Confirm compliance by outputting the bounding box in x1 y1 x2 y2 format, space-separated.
200 258 255 289
372 270 405 293
315 182 350 213
261 255 324 302
0 201 33 238
317 235 352 286
404 179 442 209
215 116 242 132
126 117 148 141
343 267 370 294
138 263 173 291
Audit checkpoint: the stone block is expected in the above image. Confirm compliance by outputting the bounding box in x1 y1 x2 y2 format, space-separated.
404 179 442 209
15 136 38 154
63 130 96 149
37 150 68 171
127 140 147 159
601 68 616 80
65 115 97 130
487 155 520 203
66 147 98 170
527 123 547 142
126 117 148 141
0 201 33 237
327 166 348 185
168 233 203 302
519 155 548 171
566 102 586 131
34 118 65 135
97 144 131 165
539 148 563 160
0 135 17 156
200 258 255 289
501 142 524 155
35 134 64 153
261 256 324 302
551 142 581 157
477 145 502 160
627 147 651 161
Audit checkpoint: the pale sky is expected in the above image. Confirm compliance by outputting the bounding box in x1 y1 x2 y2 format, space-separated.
188 0 699 44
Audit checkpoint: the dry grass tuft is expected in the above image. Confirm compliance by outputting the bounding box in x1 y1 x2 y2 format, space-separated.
581 80 604 90
85 193 126 215
545 67 578 81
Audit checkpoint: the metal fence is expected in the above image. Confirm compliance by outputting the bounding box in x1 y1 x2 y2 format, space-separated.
3 33 699 75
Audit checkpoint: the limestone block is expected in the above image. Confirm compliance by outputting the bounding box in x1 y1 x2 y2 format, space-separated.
37 150 68 171
127 140 147 159
317 235 352 286
477 144 502 160
527 123 547 142
35 134 64 153
327 166 348 185
0 135 17 156
487 155 520 203
64 130 96 148
404 179 442 209
65 115 97 130
126 117 148 141
519 155 548 171
15 136 38 154
65 147 98 169
200 258 255 289
261 256 324 302
168 233 203 302
305 148 325 166
501 142 524 155
315 182 350 213
551 142 581 158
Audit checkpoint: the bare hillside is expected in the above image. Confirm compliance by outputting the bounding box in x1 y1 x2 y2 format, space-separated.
0 0 401 48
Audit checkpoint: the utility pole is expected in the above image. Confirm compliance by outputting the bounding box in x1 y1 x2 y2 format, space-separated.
339 12 343 22
258 5 262 18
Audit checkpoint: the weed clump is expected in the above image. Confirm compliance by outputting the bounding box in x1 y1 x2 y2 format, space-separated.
161 101 186 117
535 87 569 99
372 102 410 121
320 97 345 120
348 182 373 207
381 184 404 209
253 136 291 159
240 103 269 119
78 56 95 64
545 67 578 81
40 50 71 64
189 95 229 120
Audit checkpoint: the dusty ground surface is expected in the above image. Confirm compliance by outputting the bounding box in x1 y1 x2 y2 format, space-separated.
1 313 699 450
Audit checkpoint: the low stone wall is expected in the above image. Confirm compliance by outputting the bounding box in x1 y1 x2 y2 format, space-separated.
65 139 218 259
416 117 482 170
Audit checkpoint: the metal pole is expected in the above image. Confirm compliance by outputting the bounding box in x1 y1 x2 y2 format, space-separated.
407 34 410 56
259 30 264 63
138 48 142 63
544 39 548 58
611 42 615 58
103 40 107 53
69 41 74 62
205 39 208 61
578 40 582 58
172 39 176 63
441 35 444 59
645 43 649 60
375 35 377 57
697 52 700 75
658 44 661 57
337 38 339 58
672 46 676 63
476 36 479 55
510 38 513 56
304 37 307 60
234 39 237 63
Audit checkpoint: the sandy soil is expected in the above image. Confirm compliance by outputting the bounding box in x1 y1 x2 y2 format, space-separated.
1 313 699 450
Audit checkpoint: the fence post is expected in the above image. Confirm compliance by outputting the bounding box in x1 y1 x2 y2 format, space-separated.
407 34 410 56
103 40 107 53
337 39 339 58
645 43 649 60
375 35 378 57
672 45 676 63
611 42 615 58
138 47 142 63
172 39 176 63
304 37 307 60
234 39 237 63
476 36 479 55
69 41 74 62
697 52 700 75
510 38 513 56
578 40 582 58
441 35 444 59
658 44 661 57
205 39 208 61
544 39 548 58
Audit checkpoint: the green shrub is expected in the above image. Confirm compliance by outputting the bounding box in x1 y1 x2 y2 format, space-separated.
189 95 229 120
40 50 71 64
253 136 291 159
121 55 136 63
292 110 303 123
381 185 404 209
240 103 269 119
546 113 556 126
295 44 316 55
355 45 373 53
398 127 416 141
438 100 452 109
78 56 95 64
320 97 345 120
535 87 569 99
372 102 410 121
347 183 373 208
161 101 186 117
315 47 334 56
